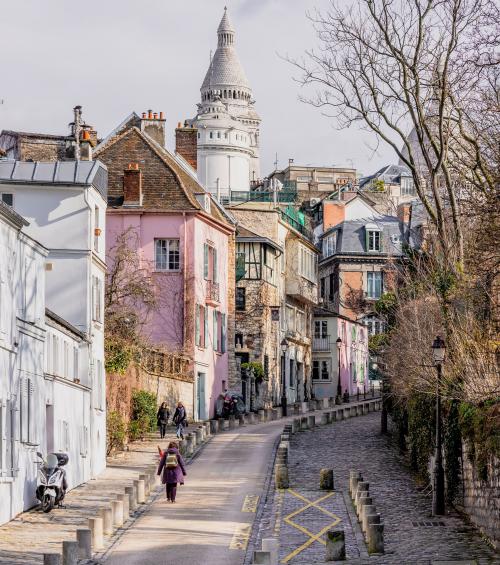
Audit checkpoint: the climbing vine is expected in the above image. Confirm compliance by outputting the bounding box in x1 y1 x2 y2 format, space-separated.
444 400 462 503
407 393 434 480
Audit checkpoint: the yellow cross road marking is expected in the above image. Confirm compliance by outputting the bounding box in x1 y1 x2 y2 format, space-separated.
242 494 259 513
280 489 342 564
274 488 285 535
229 523 252 550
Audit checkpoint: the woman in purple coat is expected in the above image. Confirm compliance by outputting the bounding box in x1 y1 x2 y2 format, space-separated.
157 441 187 503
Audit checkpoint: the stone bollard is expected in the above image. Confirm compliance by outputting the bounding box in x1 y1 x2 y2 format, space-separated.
362 506 378 534
222 419 229 430
367 522 384 554
300 416 308 430
258 409 265 422
253 550 272 564
101 506 113 535
178 439 187 457
203 422 211 437
228 415 236 430
195 426 204 444
292 418 300 433
320 468 334 490
88 516 104 550
343 407 350 419
275 464 289 489
249 412 256 424
272 408 279 421
184 433 193 457
125 485 136 513
210 420 218 434
307 415 316 429
135 478 146 504
198 425 205 442
320 412 328 426
238 414 245 426
76 528 92 560
117 493 129 520
357 495 372 520
261 538 279 565
62 540 79 565
325 529 346 561
217 418 225 432
111 499 124 527
349 470 363 497
366 513 381 539
293 404 301 416
43 554 61 565
139 474 150 497
354 482 369 508
337 409 344 421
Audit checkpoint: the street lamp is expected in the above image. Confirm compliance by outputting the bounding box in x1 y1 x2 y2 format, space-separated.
280 339 289 417
432 335 446 516
336 337 342 402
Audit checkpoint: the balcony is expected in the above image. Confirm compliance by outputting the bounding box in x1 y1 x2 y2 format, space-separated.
206 281 220 305
230 183 298 204
313 336 331 352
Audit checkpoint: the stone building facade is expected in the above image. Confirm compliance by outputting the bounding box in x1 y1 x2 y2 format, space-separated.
230 202 319 410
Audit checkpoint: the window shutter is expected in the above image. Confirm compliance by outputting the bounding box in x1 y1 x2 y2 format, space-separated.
28 378 38 445
203 307 208 348
203 244 209 279
195 305 200 347
0 400 4 472
213 249 218 283
221 313 226 353
20 378 28 443
213 310 218 351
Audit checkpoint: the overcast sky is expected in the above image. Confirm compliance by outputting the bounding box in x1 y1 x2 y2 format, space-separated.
0 0 396 177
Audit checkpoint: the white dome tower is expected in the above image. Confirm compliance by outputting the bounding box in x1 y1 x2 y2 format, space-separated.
190 8 261 201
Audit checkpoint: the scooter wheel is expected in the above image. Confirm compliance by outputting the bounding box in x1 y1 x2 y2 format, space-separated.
42 493 54 513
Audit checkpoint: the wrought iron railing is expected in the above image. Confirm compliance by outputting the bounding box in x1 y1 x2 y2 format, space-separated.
313 336 331 352
279 210 314 240
206 280 220 303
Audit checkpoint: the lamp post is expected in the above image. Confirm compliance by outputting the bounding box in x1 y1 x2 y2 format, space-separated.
280 339 288 417
432 335 446 516
336 337 342 402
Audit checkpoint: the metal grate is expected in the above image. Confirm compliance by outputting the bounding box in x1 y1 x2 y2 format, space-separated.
411 521 446 527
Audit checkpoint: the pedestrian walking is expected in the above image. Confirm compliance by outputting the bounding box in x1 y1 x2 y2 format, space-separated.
157 441 186 503
172 401 187 439
157 402 170 439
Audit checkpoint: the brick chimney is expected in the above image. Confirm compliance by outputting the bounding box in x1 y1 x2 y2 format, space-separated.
397 202 411 224
140 110 166 147
123 163 142 206
323 201 345 231
175 122 198 171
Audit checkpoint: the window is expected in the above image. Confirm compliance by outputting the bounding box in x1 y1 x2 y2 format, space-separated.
299 245 316 283
195 305 207 348
367 272 383 299
363 315 386 335
236 288 246 311
289 359 295 387
314 320 328 338
329 273 335 302
210 132 213 139
235 333 243 348
401 176 415 196
296 310 305 335
203 243 218 282
74 346 79 380
92 276 103 322
367 229 382 252
322 234 336 258
1 193 13 206
312 360 330 380
286 306 295 332
297 176 311 182
320 277 326 299
318 176 334 183
155 239 180 271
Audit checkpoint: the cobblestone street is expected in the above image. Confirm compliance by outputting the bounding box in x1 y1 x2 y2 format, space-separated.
255 411 499 564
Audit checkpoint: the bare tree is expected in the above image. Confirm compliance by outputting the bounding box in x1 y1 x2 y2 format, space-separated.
290 0 499 270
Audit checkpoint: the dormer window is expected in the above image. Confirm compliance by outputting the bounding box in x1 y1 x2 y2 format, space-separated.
365 223 382 252
322 233 336 258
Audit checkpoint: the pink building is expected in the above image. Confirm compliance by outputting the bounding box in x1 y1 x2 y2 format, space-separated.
94 113 235 420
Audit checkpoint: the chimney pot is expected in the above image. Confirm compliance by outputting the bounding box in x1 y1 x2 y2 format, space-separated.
153 112 158 119
148 110 153 119
142 112 147 119
177 122 182 129
160 112 165 120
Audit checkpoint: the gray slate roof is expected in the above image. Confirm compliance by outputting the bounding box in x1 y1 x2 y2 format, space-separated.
0 160 108 198
359 164 411 189
321 217 404 257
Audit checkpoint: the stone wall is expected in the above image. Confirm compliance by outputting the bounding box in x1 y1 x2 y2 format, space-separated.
461 442 500 549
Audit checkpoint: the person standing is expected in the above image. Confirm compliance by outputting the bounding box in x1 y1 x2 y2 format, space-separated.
156 402 170 439
172 401 187 439
157 441 186 503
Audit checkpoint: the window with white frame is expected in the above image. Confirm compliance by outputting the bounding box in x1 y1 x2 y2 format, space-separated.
363 314 386 335
286 305 295 332
367 271 383 299
299 245 316 283
314 320 328 338
296 310 305 335
401 176 416 196
92 276 103 322
367 229 382 252
155 239 180 271
312 360 331 380
322 233 336 258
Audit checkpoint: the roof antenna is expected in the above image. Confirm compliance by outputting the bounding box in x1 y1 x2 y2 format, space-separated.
274 152 278 171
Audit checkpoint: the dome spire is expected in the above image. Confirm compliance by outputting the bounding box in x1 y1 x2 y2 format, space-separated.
218 7 235 47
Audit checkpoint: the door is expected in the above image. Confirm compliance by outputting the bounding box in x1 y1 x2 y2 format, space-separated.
196 373 206 421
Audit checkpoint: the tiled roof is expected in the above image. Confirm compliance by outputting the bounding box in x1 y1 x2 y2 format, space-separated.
359 164 411 188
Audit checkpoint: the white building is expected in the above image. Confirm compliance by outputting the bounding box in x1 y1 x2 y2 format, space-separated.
189 8 261 200
0 160 107 485
0 201 47 525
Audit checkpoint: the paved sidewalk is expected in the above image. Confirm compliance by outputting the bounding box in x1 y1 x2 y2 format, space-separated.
255 412 499 564
0 428 179 564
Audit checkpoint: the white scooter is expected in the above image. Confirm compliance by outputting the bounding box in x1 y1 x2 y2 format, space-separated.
35 452 68 513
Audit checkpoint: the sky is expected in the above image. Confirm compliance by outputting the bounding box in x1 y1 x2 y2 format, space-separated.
0 0 396 177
